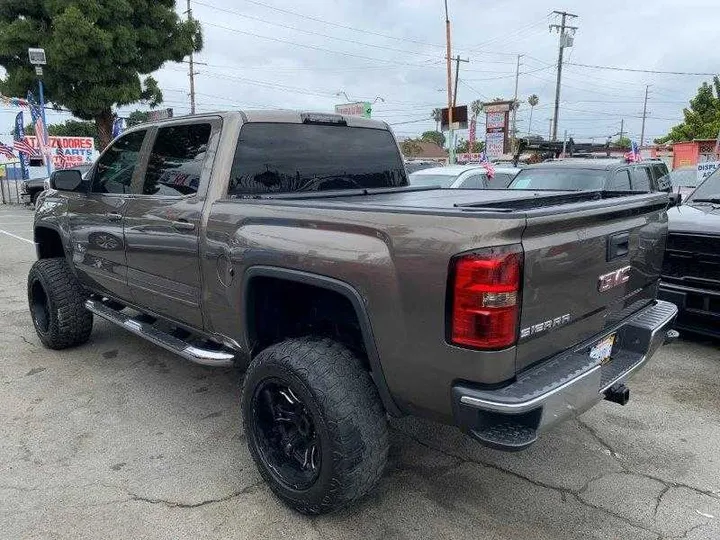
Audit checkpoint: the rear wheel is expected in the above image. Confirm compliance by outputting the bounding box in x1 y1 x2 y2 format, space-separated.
27 258 93 349
242 337 388 514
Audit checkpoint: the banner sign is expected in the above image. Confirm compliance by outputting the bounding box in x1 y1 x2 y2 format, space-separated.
457 152 485 163
697 161 720 182
25 136 95 168
334 102 372 118
485 132 505 159
13 112 30 179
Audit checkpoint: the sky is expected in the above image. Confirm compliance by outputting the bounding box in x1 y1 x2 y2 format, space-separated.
9 0 720 145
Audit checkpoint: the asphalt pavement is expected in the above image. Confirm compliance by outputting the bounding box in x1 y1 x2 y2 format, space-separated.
1 204 719 540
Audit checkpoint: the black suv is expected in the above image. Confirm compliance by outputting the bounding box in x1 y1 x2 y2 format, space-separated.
508 159 671 192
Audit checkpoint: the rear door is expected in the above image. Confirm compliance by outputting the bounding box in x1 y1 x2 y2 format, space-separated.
631 165 653 192
123 118 220 329
66 129 149 302
516 194 668 371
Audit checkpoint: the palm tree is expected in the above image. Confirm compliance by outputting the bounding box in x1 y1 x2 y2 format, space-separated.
431 108 442 132
470 100 483 118
527 94 539 135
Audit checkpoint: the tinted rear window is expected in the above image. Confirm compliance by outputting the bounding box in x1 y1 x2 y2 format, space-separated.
228 123 406 196
509 168 607 190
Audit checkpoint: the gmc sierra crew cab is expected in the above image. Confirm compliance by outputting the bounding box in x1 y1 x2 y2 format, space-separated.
28 110 677 514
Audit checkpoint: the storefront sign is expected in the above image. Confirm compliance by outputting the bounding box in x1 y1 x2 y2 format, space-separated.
697 161 720 182
485 132 505 158
25 136 95 168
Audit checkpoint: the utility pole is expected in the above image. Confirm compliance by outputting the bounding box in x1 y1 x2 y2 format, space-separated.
548 118 553 141
511 54 523 150
640 85 650 147
444 0 454 164
186 0 196 114
452 55 469 107
550 10 578 141
619 118 624 143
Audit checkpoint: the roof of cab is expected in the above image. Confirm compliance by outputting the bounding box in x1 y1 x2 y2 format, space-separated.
132 110 391 130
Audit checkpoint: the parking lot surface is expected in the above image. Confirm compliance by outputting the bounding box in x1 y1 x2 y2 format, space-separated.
1 204 719 540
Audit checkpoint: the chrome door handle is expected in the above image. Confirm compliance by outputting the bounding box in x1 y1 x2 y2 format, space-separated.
105 212 122 221
171 220 195 231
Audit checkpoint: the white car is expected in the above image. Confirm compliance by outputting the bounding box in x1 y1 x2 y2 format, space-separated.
408 164 520 189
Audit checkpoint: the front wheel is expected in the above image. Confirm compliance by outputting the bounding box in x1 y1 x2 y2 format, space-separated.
27 258 93 349
242 337 388 514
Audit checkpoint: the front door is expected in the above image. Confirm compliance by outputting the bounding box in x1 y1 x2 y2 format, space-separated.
123 119 218 330
66 129 149 302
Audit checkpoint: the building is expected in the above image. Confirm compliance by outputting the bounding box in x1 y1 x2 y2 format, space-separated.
401 141 448 163
672 139 717 168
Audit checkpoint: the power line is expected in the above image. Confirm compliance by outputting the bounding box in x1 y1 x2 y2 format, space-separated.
566 62 717 77
198 20 440 67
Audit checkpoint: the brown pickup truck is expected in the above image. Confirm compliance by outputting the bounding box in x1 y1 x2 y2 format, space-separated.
29 110 677 514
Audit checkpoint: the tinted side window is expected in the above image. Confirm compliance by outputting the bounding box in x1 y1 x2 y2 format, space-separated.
491 173 514 188
141 123 212 196
92 130 146 193
631 166 652 191
228 123 406 196
459 174 485 188
609 170 632 190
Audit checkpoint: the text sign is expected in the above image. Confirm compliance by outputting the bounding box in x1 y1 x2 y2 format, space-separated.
697 161 720 182
334 102 371 118
26 136 95 168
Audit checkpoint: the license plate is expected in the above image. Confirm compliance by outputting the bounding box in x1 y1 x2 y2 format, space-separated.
590 334 616 364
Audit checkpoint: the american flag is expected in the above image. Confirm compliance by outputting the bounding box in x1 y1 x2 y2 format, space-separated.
13 138 37 156
0 142 15 159
624 141 641 162
27 91 50 164
480 152 495 178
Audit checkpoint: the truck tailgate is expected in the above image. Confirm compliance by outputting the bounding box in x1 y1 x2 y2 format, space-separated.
516 193 668 372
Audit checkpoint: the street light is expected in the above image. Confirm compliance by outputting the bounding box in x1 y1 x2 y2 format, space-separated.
28 47 51 176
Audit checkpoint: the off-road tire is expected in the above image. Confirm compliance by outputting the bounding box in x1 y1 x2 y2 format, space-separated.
242 337 388 514
27 258 93 349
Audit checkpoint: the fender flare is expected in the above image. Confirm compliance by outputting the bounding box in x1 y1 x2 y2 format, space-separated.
242 265 401 416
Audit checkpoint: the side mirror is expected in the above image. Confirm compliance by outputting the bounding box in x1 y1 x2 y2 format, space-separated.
668 192 682 208
50 169 83 192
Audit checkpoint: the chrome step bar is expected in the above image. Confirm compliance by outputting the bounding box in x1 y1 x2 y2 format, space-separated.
85 299 235 367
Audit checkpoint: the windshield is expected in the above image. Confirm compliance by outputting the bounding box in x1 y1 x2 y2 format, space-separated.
228 123 407 196
667 168 699 188
408 172 459 188
687 166 720 203
508 168 607 190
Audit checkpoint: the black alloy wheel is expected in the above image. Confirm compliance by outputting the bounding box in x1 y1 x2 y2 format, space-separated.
251 379 321 490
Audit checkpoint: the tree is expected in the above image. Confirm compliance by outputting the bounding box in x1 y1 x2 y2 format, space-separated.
0 1 201 149
527 94 539 135
614 136 631 149
657 77 720 143
431 108 442 131
127 110 150 127
400 139 423 157
421 130 445 147
456 139 484 154
471 100 483 118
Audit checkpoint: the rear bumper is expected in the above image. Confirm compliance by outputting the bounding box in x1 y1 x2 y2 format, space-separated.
452 300 677 451
659 281 720 338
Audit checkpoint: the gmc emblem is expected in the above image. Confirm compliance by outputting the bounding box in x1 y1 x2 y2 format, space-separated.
598 266 631 292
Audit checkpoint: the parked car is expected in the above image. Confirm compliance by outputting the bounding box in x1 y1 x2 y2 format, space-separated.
20 163 93 205
660 165 702 199
508 159 671 192
30 110 676 514
659 168 720 338
404 160 442 174
409 164 520 189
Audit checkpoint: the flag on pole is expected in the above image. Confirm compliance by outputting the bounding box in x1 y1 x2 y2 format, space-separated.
468 117 477 153
112 117 125 139
624 141 640 162
480 151 495 178
0 142 15 159
27 91 50 165
13 138 37 156
13 112 30 179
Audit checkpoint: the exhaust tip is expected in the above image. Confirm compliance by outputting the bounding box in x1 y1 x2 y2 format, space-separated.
604 383 630 406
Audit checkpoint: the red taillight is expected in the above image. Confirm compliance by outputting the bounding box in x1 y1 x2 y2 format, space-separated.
449 249 522 349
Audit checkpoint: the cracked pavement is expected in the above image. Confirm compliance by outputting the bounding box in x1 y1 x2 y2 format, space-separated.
2 205 720 539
